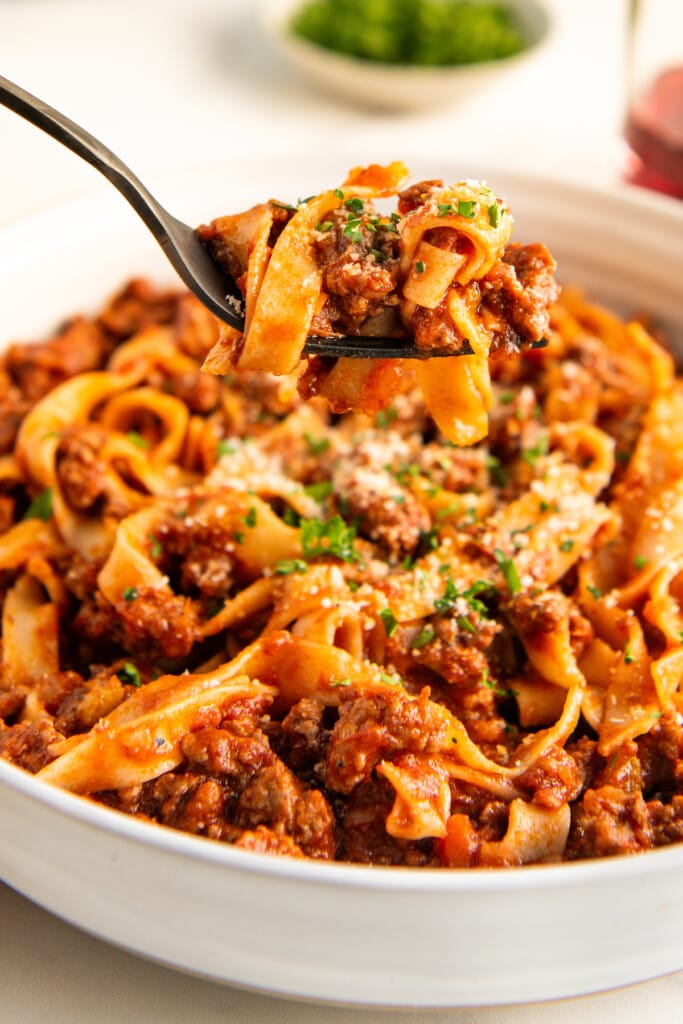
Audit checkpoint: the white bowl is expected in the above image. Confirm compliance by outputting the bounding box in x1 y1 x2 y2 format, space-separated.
1 159 683 1008
260 0 554 111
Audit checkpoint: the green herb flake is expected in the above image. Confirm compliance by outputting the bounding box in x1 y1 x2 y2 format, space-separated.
147 534 163 560
344 196 365 214
485 453 507 487
271 200 296 212
122 586 138 602
304 481 334 501
560 539 575 553
315 220 334 232
624 643 636 665
456 614 477 634
369 248 386 262
333 188 345 200
347 578 361 592
117 661 141 687
487 203 500 227
415 260 426 274
587 584 602 600
374 405 398 428
410 625 435 649
216 439 237 458
303 433 330 455
493 548 522 596
379 607 399 637
232 531 245 544
521 434 550 467
457 200 476 218
274 559 308 575
282 506 301 527
437 202 456 217
24 487 53 522
300 514 362 564
127 430 150 449
330 677 352 688
243 507 258 529
633 555 649 570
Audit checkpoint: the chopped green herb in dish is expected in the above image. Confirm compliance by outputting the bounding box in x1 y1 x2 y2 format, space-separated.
290 0 525 67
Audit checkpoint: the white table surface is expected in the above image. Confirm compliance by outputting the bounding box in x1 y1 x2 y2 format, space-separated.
1 0 682 1019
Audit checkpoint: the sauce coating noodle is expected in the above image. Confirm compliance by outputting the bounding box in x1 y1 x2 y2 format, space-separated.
0 193 682 867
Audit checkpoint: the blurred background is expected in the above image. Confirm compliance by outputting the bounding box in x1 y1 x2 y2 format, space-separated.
0 0 653 228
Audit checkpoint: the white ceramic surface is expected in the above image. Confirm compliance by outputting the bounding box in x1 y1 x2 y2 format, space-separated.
259 0 554 111
1 159 683 1008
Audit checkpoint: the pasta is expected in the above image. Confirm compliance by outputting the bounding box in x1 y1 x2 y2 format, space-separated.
197 164 559 446
0 208 682 868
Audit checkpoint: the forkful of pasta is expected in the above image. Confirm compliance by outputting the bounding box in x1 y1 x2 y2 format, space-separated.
0 74 558 446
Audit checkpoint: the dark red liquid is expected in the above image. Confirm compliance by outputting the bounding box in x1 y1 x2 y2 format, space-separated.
624 65 683 198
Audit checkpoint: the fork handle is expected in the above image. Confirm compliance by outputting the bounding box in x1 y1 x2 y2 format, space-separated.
0 74 173 243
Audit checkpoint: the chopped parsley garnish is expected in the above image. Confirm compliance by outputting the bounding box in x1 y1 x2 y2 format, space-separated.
117 662 141 687
559 540 575 553
330 677 352 688
333 188 345 199
456 614 477 634
437 200 476 218
521 434 549 466
487 203 501 227
493 548 522 595
147 535 163 560
232 531 245 544
303 433 330 454
587 584 602 600
300 515 362 564
127 430 149 449
633 554 648 569
379 607 399 637
375 406 398 428
274 559 308 575
419 526 440 552
343 216 364 243
434 577 494 615
347 578 361 592
24 487 53 522
122 587 138 602
243 507 258 528
481 668 517 699
304 480 334 501
271 200 296 211
410 625 435 649
282 506 301 527
485 453 507 487
344 196 365 213
415 260 426 274
216 439 237 458
624 643 636 665
316 220 333 232
370 248 386 262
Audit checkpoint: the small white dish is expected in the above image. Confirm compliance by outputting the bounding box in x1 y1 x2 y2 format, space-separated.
1 158 683 1007
259 0 554 111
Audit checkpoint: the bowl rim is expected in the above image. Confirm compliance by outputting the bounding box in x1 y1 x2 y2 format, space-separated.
3 731 683 893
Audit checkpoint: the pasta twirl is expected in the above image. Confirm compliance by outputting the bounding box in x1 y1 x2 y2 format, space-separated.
197 167 559 446
0 241 682 868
